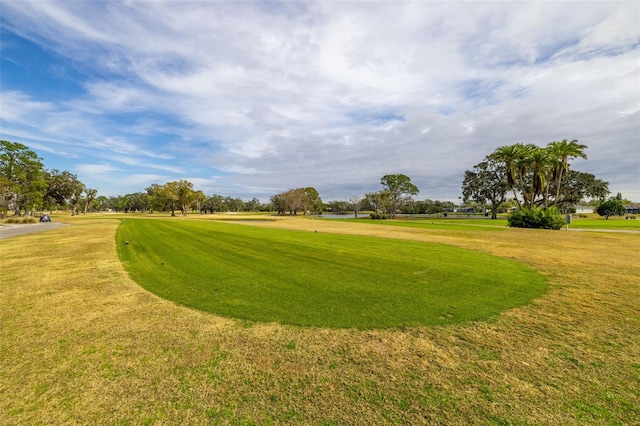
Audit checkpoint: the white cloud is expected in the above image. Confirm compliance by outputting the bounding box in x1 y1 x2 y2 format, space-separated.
1 1 638 201
75 164 120 175
0 91 53 122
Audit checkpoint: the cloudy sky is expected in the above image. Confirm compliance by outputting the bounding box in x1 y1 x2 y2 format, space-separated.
1 1 639 202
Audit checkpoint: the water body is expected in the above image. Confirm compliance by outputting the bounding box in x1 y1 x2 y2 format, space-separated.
317 214 363 219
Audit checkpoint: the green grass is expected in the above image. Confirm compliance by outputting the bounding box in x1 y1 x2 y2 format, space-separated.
3 216 639 424
327 215 640 232
325 217 510 231
568 216 640 230
116 218 547 329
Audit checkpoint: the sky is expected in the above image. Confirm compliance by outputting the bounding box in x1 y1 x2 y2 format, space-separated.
1 1 639 203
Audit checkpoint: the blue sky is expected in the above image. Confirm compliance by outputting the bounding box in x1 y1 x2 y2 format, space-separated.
1 1 639 202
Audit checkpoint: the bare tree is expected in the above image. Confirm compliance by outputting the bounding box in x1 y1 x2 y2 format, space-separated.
347 195 362 217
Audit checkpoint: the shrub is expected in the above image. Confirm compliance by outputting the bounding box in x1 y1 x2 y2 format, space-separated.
507 207 564 230
370 213 391 220
4 217 37 224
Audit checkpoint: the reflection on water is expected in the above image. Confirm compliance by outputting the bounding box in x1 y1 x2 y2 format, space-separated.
317 214 363 219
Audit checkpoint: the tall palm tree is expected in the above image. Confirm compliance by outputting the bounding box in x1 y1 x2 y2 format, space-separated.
491 143 528 208
525 146 553 208
547 139 588 205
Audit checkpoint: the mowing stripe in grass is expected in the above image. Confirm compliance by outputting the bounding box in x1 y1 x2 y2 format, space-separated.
326 217 510 231
117 218 547 329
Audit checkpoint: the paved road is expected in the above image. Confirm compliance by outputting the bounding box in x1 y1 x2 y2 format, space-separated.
0 222 69 239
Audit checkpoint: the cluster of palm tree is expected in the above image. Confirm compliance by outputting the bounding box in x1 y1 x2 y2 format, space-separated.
491 139 588 210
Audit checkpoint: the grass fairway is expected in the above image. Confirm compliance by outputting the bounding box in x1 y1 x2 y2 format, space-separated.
2 214 639 425
569 216 640 230
116 219 546 328
330 216 510 230
329 215 640 232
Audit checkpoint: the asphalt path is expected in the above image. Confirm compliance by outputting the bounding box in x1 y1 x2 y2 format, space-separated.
0 222 69 239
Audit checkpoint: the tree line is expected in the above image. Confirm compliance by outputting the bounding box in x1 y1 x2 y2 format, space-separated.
3 139 625 224
106 176 427 218
105 181 268 216
1 141 97 218
0 140 432 219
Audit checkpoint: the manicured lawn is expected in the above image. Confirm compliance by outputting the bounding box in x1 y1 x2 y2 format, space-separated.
3 215 639 425
116 218 546 328
327 215 640 231
325 216 509 231
569 216 640 230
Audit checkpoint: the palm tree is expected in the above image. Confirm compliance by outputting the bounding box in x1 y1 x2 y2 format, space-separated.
491 143 528 208
547 139 588 205
501 143 537 209
525 147 553 208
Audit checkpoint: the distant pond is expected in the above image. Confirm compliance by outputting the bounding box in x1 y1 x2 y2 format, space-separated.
317 214 363 219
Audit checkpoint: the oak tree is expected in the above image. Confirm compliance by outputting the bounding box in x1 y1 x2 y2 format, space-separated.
380 174 419 218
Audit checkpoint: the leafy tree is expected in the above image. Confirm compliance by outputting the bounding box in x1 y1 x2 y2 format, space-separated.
380 174 419 218
69 179 86 216
550 170 609 209
595 199 625 219
112 195 128 212
192 190 207 214
303 187 324 214
204 194 224 213
83 188 98 214
462 156 508 219
223 196 245 212
145 180 194 216
410 199 454 214
0 141 47 217
15 168 47 217
272 187 323 215
245 197 261 213
326 200 342 213
609 193 636 204
364 191 391 216
327 200 349 214
280 188 307 215
146 184 168 213
95 195 109 212
120 192 151 213
173 180 195 215
270 194 286 215
42 169 84 214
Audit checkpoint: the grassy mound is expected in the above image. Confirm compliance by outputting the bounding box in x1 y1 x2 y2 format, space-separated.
117 218 547 328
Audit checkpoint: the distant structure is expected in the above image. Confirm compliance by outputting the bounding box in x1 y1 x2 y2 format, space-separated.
624 204 640 215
